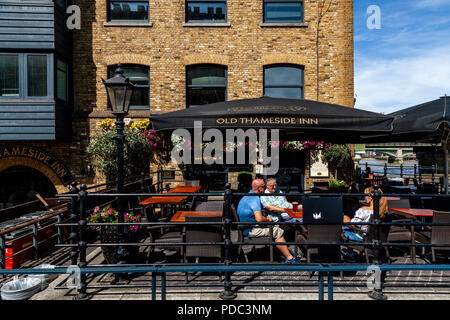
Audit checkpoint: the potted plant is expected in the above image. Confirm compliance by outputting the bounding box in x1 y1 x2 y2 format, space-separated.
328 179 349 193
87 205 143 264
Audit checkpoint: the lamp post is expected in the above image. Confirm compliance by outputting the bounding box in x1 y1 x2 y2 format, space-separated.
102 64 135 280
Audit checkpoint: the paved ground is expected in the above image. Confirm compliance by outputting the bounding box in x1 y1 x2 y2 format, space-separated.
5 244 445 301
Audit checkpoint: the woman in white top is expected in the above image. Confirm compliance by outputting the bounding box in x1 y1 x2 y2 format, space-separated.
343 186 388 242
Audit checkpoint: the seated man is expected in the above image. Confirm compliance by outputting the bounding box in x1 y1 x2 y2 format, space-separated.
237 179 300 264
261 178 301 221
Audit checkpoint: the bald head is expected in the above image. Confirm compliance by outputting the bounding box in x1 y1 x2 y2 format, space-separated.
251 179 265 192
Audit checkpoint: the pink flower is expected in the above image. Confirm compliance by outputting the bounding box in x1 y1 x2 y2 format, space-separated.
94 207 100 214
107 208 112 215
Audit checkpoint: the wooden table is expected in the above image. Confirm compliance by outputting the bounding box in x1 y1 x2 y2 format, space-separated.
139 195 187 205
389 207 434 217
283 208 303 219
169 185 202 193
170 211 222 222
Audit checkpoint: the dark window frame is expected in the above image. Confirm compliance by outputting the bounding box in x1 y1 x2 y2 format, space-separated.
107 64 150 110
186 64 228 108
0 53 53 101
263 0 304 23
263 64 304 99
107 0 150 22
185 0 227 23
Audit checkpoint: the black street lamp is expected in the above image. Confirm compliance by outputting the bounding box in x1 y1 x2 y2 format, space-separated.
102 64 135 278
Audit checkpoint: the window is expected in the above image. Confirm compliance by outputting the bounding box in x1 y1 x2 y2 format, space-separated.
0 53 52 100
107 1 149 21
27 55 47 97
263 0 303 23
54 0 68 10
56 59 68 101
264 65 304 99
108 64 149 109
186 1 227 22
0 55 19 98
187 64 227 107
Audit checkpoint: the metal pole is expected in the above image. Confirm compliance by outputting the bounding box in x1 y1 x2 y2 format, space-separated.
151 273 156 300
444 147 449 194
369 186 387 300
400 164 403 178
414 164 417 179
114 115 130 282
57 215 62 244
318 273 324 300
76 184 88 300
161 272 166 300
432 164 436 183
220 183 237 300
32 223 38 259
384 163 387 177
327 274 334 300
70 182 79 266
0 235 5 277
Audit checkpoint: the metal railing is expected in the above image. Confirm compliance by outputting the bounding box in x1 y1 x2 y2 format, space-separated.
1 182 450 300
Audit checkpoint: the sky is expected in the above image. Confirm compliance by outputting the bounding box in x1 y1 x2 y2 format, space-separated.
353 0 450 114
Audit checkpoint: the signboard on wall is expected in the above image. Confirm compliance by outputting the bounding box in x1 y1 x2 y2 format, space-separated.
309 149 329 178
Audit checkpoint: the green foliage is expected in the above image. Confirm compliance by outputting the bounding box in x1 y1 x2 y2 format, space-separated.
328 179 347 188
323 144 352 168
238 171 253 184
87 124 155 181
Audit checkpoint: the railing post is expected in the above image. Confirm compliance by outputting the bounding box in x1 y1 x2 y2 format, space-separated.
419 167 423 184
384 163 387 177
76 184 88 300
400 164 403 178
414 164 417 179
327 273 334 300
0 235 5 278
318 273 324 300
70 182 79 266
140 172 146 192
432 164 436 182
57 215 63 244
32 223 39 259
369 185 387 300
220 183 237 300
157 167 161 193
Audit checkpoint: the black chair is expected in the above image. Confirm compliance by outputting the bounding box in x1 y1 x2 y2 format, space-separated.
430 211 450 263
184 215 223 282
305 224 342 263
230 205 274 262
194 201 224 212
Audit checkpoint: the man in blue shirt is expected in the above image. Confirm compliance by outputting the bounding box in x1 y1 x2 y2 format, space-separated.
237 179 300 264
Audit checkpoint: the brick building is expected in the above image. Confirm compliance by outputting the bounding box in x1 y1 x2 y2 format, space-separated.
0 0 354 206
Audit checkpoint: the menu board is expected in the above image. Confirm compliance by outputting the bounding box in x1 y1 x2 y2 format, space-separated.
310 149 329 178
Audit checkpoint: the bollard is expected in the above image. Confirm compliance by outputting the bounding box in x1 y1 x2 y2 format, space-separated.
76 184 88 300
219 184 237 300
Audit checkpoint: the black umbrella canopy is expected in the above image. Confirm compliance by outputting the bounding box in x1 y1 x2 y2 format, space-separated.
150 96 393 142
389 95 449 143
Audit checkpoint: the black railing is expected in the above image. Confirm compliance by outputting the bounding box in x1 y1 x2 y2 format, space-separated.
1 180 450 300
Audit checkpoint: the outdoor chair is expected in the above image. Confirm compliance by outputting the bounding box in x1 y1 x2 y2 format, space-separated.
146 222 185 263
430 211 450 263
230 205 274 263
184 215 223 282
194 200 224 212
386 213 429 264
304 224 342 264
344 216 391 264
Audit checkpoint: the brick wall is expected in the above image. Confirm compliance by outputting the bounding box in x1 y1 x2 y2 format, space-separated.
70 0 354 188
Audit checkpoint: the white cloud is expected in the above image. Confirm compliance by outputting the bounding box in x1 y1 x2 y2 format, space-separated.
354 45 450 114
415 0 449 9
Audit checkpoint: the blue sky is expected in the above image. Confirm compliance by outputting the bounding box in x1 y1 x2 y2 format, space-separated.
353 0 450 114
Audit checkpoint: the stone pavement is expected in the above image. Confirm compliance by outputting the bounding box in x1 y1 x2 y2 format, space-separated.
24 246 450 301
